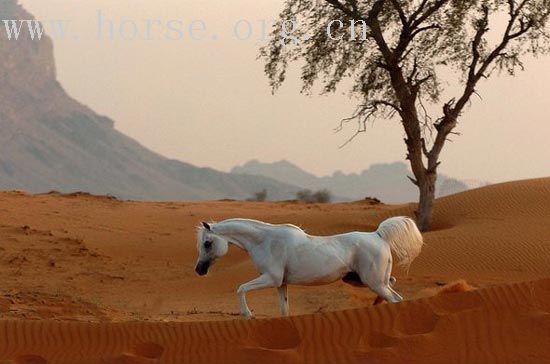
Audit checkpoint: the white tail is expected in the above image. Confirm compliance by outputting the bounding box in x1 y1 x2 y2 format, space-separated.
376 216 424 271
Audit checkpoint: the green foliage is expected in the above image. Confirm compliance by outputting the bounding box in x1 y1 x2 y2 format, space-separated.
262 0 550 129
263 0 550 229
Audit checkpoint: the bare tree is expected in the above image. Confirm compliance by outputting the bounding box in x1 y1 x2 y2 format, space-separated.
262 0 550 231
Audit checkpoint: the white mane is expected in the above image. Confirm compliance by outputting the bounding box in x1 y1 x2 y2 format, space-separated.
198 218 305 235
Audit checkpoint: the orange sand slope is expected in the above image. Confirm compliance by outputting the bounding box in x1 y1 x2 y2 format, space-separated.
1 279 550 364
0 178 550 363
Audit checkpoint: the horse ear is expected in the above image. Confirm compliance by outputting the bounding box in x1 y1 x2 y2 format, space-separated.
202 222 211 231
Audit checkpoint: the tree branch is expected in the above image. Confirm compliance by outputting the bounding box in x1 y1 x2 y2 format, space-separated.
407 175 419 186
427 0 537 171
411 23 441 37
325 0 355 17
467 5 490 89
389 0 409 27
408 0 430 25
335 99 400 147
410 0 449 29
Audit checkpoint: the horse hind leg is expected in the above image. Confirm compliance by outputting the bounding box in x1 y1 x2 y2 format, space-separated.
373 295 385 305
342 271 364 287
360 253 403 304
343 273 402 304
371 285 403 303
389 286 403 301
277 285 289 316
366 265 402 304
373 277 397 305
342 271 387 305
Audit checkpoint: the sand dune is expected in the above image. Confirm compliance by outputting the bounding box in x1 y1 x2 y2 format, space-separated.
412 178 550 280
1 178 550 363
1 279 549 363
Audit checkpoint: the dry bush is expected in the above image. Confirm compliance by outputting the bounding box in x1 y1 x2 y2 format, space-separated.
247 189 267 202
296 189 332 203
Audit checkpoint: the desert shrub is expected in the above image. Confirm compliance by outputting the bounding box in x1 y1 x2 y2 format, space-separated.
247 189 267 202
296 189 313 202
363 196 382 205
312 189 332 203
296 189 332 203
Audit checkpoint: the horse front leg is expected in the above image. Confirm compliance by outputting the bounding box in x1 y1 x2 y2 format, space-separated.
277 284 289 316
237 274 277 319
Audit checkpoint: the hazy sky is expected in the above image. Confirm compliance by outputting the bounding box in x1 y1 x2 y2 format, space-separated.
18 0 550 183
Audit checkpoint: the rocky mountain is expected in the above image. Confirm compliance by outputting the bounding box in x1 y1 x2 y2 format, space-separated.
0 0 301 201
232 160 474 203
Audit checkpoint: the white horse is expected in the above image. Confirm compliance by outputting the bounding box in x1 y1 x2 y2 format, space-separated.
194 217 423 318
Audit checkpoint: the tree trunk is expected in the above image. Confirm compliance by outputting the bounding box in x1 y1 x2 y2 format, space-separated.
384 60 442 232
416 171 437 232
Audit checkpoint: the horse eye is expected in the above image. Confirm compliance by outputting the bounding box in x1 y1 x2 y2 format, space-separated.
204 241 213 249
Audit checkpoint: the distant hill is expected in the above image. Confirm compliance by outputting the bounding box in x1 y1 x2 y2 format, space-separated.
0 1 302 201
232 160 479 203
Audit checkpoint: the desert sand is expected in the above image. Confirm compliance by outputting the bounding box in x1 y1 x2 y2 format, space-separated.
1 178 550 363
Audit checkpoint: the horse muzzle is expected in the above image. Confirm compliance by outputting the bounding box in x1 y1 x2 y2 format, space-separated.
194 260 210 276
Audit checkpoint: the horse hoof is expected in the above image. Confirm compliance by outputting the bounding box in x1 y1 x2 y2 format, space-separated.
242 311 254 319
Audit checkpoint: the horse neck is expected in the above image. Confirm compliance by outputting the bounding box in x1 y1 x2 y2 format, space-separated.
213 219 266 251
